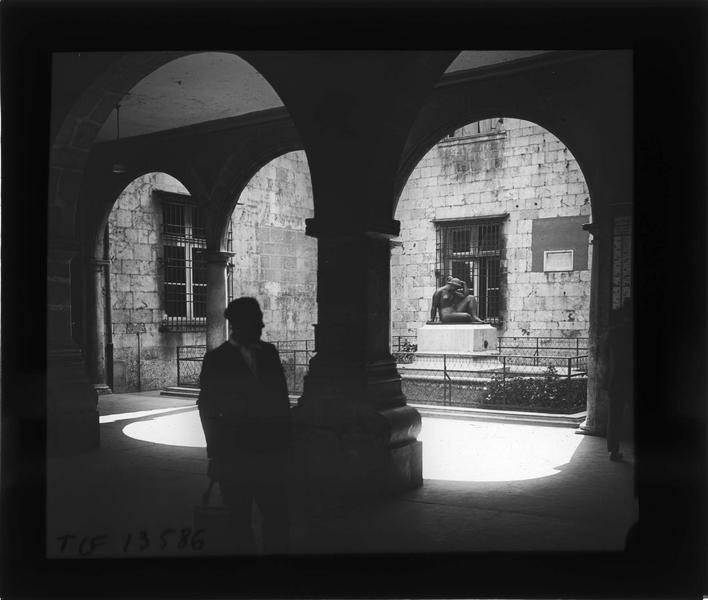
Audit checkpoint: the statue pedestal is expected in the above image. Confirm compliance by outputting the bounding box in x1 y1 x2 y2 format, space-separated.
398 323 502 405
417 322 498 354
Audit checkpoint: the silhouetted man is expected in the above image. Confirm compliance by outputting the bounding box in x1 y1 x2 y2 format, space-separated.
197 297 292 553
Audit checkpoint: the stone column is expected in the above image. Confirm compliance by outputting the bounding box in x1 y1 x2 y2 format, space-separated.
47 243 100 454
293 220 422 498
205 251 233 351
85 258 111 394
577 217 612 436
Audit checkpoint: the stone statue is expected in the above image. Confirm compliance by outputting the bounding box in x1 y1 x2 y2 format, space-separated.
430 276 484 323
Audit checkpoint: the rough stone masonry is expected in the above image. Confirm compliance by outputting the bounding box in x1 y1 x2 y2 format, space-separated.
391 117 592 342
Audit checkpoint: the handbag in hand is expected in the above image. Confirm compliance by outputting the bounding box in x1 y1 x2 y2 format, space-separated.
193 478 232 554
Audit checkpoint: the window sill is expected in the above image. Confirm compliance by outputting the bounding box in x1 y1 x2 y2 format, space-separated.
437 131 507 147
159 319 207 333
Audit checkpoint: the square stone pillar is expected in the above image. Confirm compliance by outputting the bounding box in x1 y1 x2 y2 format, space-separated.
85 258 111 394
47 244 100 455
292 221 422 500
205 251 234 351
577 216 614 436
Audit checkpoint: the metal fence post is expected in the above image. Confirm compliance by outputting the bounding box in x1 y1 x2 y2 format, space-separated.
443 353 448 405
502 355 507 405
566 356 572 405
177 346 181 387
535 337 539 366
294 350 299 392
136 331 142 392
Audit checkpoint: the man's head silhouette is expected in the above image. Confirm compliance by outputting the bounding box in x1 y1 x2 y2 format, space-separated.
224 297 264 345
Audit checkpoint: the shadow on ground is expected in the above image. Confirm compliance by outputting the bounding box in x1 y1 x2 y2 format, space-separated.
47 392 636 558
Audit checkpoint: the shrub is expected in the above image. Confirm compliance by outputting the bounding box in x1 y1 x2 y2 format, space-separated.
393 340 417 364
486 364 585 412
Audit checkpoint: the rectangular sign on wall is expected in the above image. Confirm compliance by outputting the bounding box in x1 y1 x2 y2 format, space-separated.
611 216 632 310
531 215 590 272
543 249 574 272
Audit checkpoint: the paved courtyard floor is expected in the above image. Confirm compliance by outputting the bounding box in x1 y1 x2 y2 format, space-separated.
47 391 636 558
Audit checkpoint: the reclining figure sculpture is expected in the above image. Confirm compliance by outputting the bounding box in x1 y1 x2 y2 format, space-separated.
429 276 484 323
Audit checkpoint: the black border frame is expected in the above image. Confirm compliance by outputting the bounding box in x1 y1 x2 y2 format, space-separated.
2 1 706 598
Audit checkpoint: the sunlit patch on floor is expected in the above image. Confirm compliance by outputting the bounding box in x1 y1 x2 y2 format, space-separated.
100 406 195 424
121 408 206 447
115 408 583 481
418 418 583 482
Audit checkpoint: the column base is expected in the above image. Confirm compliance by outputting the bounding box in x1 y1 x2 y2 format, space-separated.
293 428 422 501
93 384 112 395
48 409 100 455
48 346 100 455
388 439 423 492
575 419 606 437
292 397 423 501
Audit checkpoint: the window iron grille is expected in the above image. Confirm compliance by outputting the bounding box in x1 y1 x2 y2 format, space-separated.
435 219 504 325
442 119 506 141
161 200 207 331
156 191 236 332
226 222 235 303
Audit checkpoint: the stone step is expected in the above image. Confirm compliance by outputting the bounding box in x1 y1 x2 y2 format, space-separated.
410 403 586 428
160 386 302 405
160 386 199 398
160 387 584 427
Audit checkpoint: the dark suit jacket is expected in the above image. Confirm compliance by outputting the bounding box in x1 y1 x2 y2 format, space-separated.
197 341 292 456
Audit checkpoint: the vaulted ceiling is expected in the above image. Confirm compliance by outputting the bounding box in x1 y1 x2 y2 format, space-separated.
86 50 550 143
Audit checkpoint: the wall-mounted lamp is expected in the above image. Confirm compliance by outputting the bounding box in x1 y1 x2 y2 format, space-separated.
111 103 127 175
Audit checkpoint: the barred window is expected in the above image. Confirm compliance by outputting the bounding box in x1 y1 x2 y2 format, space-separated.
443 118 504 141
435 217 505 324
160 194 207 329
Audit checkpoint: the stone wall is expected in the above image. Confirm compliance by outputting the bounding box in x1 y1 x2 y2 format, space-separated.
108 172 202 392
228 151 317 345
108 151 316 392
391 118 592 341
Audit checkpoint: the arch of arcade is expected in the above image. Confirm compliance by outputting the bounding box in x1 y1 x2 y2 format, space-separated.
47 50 633 497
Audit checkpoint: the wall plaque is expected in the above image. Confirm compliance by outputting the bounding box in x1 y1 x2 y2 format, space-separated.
611 216 632 310
543 249 574 272
126 323 147 334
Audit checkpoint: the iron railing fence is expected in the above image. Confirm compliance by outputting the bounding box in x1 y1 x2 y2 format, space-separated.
497 336 588 358
176 336 588 411
391 335 588 353
278 348 316 395
272 339 316 352
391 335 418 353
394 352 588 377
395 351 588 412
176 345 207 388
391 334 588 363
175 342 315 394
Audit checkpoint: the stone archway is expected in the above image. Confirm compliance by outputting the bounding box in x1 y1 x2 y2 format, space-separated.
85 171 203 394
47 51 304 454
394 50 633 436
391 115 595 429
